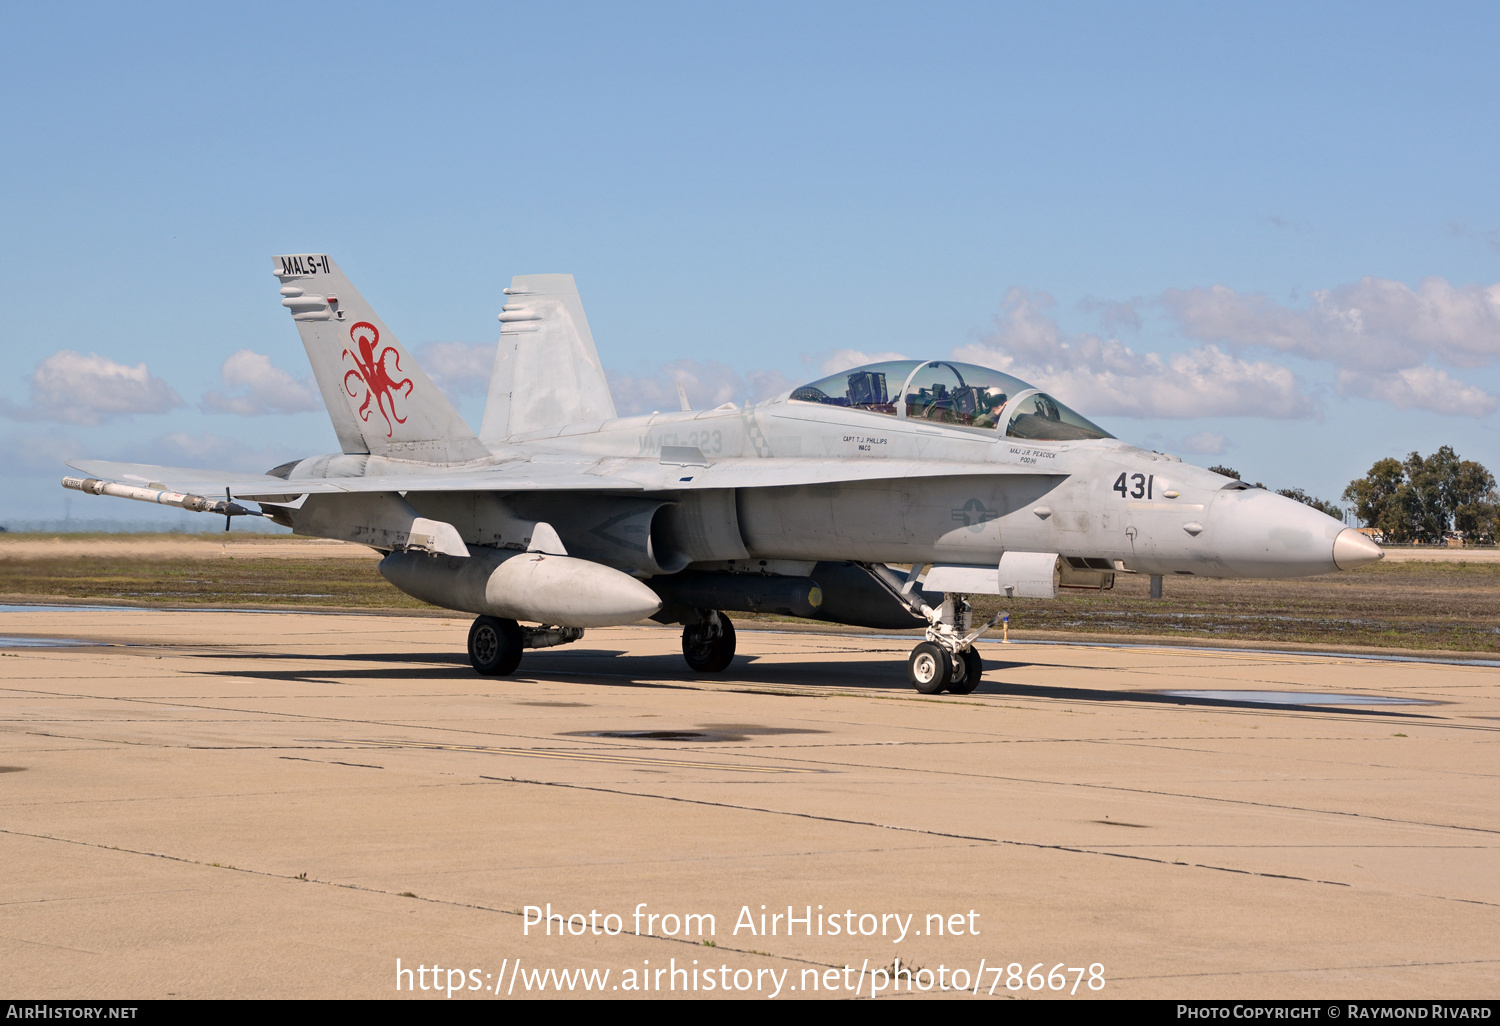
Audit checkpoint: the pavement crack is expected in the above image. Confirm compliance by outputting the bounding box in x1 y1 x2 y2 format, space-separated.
477 775 1360 890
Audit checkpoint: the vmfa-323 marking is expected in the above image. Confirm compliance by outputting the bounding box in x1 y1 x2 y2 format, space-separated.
63 254 1384 694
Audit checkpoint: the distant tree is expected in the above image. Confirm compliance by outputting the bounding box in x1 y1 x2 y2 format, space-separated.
1210 464 1367 521
1344 448 1498 544
1276 487 1345 521
1343 457 1407 539
1404 448 1459 543
1450 458 1499 545
1206 464 1267 489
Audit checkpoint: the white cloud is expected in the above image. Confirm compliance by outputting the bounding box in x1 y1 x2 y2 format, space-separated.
1447 221 1500 256
1163 277 1500 372
418 342 495 398
607 360 795 416
155 431 286 472
1161 277 1500 417
1336 365 1498 417
1178 431 1228 455
1077 297 1142 333
201 350 321 416
2 350 183 425
817 348 909 375
1264 214 1309 233
0 431 88 473
954 288 1318 419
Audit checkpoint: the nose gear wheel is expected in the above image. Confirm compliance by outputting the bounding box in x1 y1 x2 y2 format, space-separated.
947 648 984 694
908 641 952 694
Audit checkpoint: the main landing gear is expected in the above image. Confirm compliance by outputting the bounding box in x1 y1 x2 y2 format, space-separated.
682 609 736 673
467 616 584 676
469 616 523 675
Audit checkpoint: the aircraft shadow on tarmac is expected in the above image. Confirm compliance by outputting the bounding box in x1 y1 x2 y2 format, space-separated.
975 679 1438 718
194 645 920 690
187 646 1432 717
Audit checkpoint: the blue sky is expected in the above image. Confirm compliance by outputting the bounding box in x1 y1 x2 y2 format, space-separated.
4 2 1498 523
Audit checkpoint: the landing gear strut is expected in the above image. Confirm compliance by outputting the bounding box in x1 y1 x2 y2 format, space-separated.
682 609 736 673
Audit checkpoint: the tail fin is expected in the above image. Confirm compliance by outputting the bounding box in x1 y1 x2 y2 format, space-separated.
480 274 617 441
273 254 489 462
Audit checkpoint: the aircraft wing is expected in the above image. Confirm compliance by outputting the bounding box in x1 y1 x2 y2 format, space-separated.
65 461 325 496
64 459 648 497
68 457 1063 500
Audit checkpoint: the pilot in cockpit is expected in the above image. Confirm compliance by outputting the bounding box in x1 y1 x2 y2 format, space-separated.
787 359 1111 441
961 386 1008 428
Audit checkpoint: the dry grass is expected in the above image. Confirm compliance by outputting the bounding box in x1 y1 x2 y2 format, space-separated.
0 552 427 611
969 559 1500 653
1 536 1496 653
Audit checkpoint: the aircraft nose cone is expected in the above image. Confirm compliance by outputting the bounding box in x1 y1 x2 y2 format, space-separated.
1333 528 1384 571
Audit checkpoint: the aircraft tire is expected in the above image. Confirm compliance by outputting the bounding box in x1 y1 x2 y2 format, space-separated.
469 615 523 676
948 649 983 695
682 612 736 673
908 642 952 694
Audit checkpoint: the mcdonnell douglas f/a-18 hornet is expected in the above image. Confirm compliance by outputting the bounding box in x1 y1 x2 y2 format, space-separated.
64 255 1384 693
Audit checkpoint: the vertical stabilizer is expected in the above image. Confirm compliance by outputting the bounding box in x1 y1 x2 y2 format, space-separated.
273 254 489 462
481 274 617 441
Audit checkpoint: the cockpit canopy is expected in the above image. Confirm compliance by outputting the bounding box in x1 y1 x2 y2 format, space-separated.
788 360 1113 441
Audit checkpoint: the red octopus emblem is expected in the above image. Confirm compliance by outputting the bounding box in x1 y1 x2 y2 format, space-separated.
342 321 413 438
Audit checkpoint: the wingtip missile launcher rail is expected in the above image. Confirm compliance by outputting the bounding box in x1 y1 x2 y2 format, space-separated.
62 476 264 525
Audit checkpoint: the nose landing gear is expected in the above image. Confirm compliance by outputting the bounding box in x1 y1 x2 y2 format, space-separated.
855 563 1003 696
907 637 985 694
904 592 1000 695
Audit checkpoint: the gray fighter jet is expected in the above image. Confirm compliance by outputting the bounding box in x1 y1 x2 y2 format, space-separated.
63 255 1383 693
